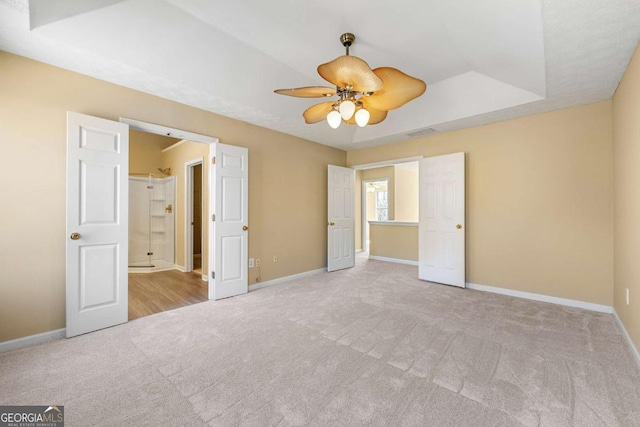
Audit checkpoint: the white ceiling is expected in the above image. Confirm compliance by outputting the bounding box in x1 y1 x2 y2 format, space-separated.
1 0 639 151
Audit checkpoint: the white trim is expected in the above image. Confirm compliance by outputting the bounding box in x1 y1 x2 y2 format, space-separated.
201 274 208 281
120 118 219 144
351 156 424 170
128 263 183 274
174 264 186 272
613 308 640 367
369 255 419 266
184 158 204 273
466 282 613 314
0 328 65 353
162 139 188 153
249 268 326 291
207 143 215 300
369 221 418 227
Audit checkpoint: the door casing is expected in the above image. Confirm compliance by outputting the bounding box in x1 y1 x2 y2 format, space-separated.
184 158 204 274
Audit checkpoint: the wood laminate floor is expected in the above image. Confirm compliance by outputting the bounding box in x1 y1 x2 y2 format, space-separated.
128 270 208 320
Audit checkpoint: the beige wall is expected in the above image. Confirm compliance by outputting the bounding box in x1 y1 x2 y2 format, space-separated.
129 130 177 176
613 42 640 353
0 51 346 342
349 101 614 306
369 224 418 261
355 166 395 250
161 141 210 274
394 166 419 222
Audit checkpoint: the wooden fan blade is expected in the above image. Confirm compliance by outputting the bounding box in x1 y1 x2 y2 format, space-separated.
365 67 426 111
318 55 383 93
303 101 335 124
274 86 337 98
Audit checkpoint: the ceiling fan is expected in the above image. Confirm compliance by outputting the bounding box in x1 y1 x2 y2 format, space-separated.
274 33 427 129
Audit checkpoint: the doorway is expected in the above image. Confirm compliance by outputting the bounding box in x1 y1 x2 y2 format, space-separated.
361 179 389 253
66 113 249 337
128 131 208 320
185 159 203 276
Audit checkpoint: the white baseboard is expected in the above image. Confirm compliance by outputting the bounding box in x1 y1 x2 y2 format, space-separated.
0 328 65 353
369 255 419 266
466 282 613 314
201 274 208 281
249 268 326 291
613 308 640 367
129 264 183 274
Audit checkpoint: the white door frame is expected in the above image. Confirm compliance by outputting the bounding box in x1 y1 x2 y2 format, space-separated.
351 156 424 171
184 158 204 273
361 178 389 253
352 156 423 254
120 117 219 300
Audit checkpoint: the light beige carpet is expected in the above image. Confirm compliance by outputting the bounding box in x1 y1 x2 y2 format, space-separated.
1 257 639 426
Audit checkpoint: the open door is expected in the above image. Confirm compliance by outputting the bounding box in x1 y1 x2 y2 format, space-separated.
419 152 465 287
328 165 355 272
66 112 129 337
212 143 249 299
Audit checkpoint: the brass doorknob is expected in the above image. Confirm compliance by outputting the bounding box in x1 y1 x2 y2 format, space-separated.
242 226 248 231
456 224 462 229
70 232 81 240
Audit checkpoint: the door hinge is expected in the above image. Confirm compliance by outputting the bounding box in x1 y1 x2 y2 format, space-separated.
212 214 216 222
212 156 216 165
211 271 215 279
147 252 154 256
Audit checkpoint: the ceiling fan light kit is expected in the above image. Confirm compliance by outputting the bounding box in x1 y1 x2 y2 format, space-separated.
275 33 427 129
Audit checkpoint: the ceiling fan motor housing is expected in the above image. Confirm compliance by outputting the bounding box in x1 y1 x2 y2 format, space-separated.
340 33 355 48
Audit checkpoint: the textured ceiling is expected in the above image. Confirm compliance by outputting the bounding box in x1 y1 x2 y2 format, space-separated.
0 0 639 151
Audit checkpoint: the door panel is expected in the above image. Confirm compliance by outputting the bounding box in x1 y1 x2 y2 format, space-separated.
419 152 465 287
328 165 355 272
80 244 118 309
213 143 248 299
66 112 129 337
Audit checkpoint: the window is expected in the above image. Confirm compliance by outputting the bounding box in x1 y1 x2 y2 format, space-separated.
376 191 388 221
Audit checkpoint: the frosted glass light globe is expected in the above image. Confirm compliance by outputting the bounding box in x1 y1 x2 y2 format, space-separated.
355 108 370 127
327 110 342 129
339 100 356 120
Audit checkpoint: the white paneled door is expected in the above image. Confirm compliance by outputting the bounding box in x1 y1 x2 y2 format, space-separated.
327 165 355 272
66 112 129 337
419 152 465 287
213 143 249 299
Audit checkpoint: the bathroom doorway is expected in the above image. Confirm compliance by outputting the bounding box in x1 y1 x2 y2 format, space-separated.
185 160 203 277
128 130 209 320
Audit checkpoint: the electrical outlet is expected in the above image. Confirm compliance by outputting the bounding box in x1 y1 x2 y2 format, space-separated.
255 258 261 267
273 255 278 263
626 288 630 305
249 258 254 268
